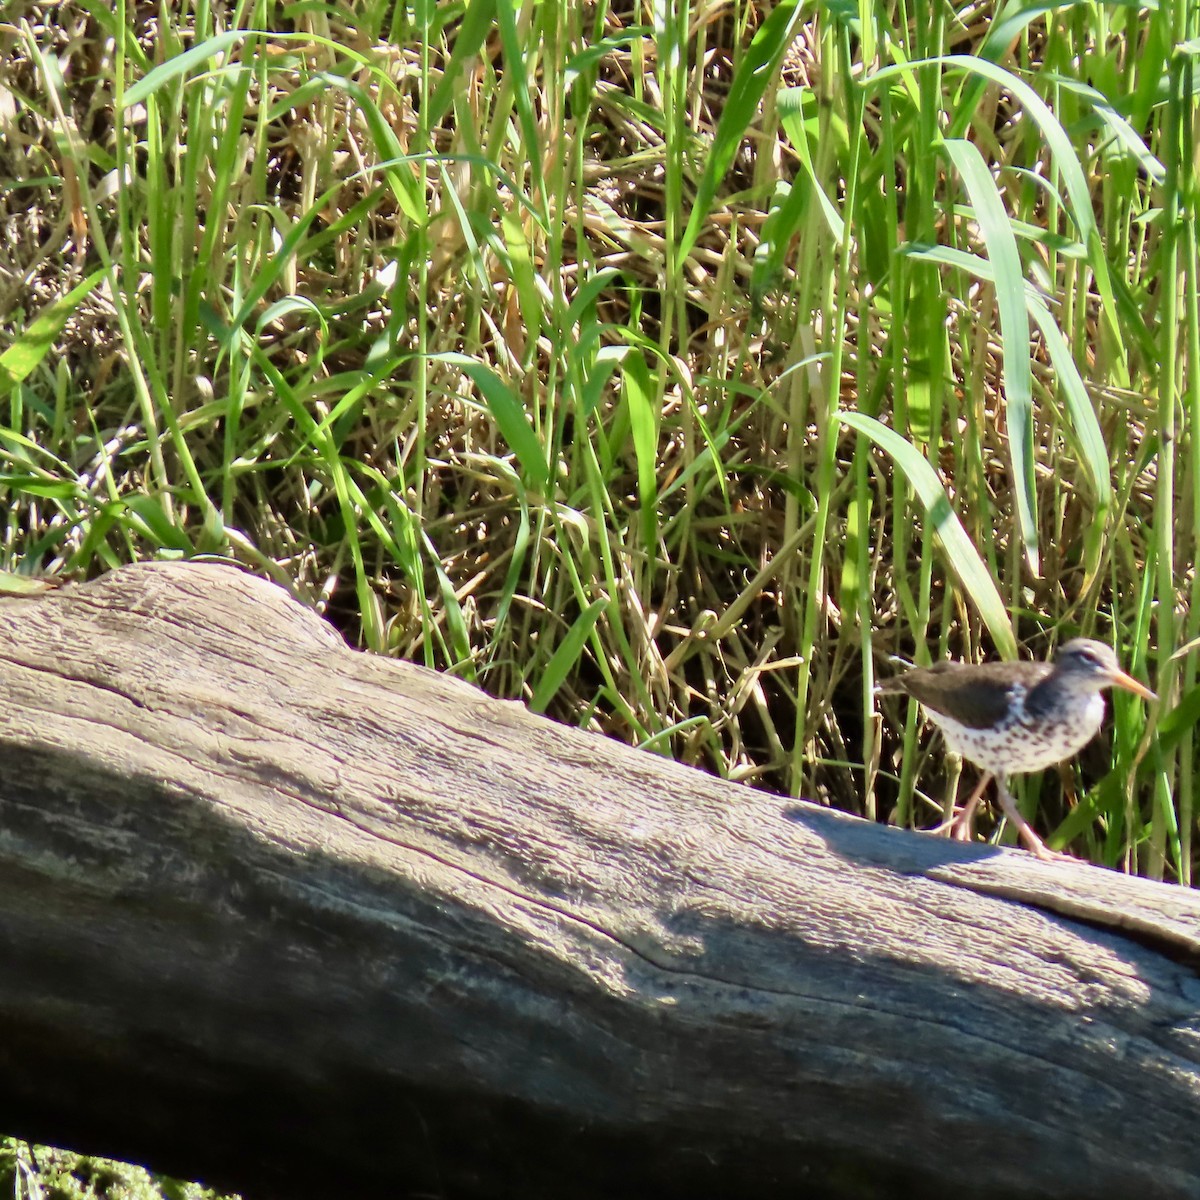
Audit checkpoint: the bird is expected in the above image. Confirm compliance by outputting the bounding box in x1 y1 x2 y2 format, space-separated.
878 638 1156 859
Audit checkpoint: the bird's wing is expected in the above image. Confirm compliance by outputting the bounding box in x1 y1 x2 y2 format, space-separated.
883 661 1051 729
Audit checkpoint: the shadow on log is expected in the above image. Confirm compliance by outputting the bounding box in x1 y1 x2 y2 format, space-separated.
0 562 1198 1199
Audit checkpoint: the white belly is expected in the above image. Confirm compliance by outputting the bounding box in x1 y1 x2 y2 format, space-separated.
928 691 1107 775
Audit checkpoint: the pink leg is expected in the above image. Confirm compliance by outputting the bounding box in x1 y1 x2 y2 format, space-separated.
951 772 992 842
992 774 1069 862
928 772 991 840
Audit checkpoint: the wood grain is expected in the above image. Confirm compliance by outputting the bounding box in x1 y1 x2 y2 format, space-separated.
0 562 1197 1199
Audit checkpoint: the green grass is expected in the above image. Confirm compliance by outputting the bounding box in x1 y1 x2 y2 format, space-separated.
0 1137 234 1200
2 0 1198 1189
1 1 1197 879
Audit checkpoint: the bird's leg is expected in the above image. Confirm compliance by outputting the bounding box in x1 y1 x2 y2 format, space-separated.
927 772 991 840
950 772 992 842
992 773 1067 861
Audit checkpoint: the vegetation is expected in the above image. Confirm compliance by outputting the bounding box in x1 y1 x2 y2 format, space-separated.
1 2 1197 875
1 0 1197 1190
0 1138 233 1200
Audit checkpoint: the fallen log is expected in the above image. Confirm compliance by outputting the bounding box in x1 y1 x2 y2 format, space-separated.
0 562 1196 1200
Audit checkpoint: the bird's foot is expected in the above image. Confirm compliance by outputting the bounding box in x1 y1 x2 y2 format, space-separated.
926 773 991 842
926 810 978 840
950 812 977 843
994 778 1072 862
927 774 1072 861
1016 827 1072 862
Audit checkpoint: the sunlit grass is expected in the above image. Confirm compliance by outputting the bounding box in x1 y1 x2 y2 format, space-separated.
0 1136 234 1200
0 0 1196 892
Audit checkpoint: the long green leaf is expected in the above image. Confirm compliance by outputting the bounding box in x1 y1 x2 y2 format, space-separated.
0 270 105 389
435 353 550 492
499 205 543 352
943 137 1039 574
680 0 805 261
621 351 659 551
1025 296 1111 509
777 88 846 241
838 411 1016 657
529 598 608 713
1154 684 1200 758
902 242 1111 510
866 53 1128 374
427 0 496 125
122 29 248 106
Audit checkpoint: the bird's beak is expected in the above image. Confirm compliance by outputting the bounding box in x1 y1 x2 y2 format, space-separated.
1109 668 1157 702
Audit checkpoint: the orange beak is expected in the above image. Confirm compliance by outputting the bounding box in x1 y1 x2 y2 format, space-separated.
1108 668 1157 702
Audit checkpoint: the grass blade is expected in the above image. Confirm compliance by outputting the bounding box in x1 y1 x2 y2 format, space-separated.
839 411 1016 656
680 0 805 261
0 270 105 389
942 137 1038 574
529 597 608 713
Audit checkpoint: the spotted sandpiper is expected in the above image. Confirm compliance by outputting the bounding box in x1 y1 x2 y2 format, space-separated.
879 639 1156 859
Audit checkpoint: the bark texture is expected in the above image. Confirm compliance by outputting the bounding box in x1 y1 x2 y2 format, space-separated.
0 562 1197 1200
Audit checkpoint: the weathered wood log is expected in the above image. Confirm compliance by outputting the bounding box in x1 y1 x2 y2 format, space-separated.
0 562 1197 1200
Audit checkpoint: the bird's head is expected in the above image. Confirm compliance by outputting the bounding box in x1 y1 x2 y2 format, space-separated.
1055 639 1157 700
